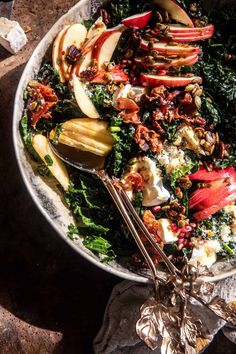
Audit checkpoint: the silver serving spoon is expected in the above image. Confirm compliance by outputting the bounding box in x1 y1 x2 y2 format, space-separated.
49 141 179 290
49 141 236 352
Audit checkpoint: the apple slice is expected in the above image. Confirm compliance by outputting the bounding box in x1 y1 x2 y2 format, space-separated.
52 25 70 82
160 32 214 42
122 11 152 29
135 53 198 69
87 17 106 39
73 74 100 118
140 73 202 87
59 24 87 80
32 134 69 190
92 30 122 69
154 0 194 27
141 39 200 56
69 33 105 82
152 24 214 38
168 24 214 34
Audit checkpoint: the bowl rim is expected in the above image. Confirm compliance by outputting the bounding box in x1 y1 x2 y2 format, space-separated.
12 0 236 284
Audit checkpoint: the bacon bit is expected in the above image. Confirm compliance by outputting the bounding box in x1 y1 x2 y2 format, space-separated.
123 172 145 192
141 210 164 258
215 141 230 159
135 125 163 153
114 98 141 125
90 66 129 84
27 81 58 126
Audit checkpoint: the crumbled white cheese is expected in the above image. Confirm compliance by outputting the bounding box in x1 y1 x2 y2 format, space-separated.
224 203 236 241
0 17 27 54
174 125 205 155
113 85 147 105
127 86 147 102
224 204 236 218
220 225 232 243
190 239 221 268
140 157 170 206
113 84 132 104
157 218 178 244
157 145 186 174
122 156 170 207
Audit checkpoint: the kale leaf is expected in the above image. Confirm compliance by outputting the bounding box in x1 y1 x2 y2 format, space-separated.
20 110 39 160
36 63 69 96
106 114 136 177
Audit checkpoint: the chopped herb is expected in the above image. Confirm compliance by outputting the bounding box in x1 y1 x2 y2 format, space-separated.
37 165 51 177
222 242 235 256
67 223 79 240
52 123 63 144
83 19 94 30
44 154 53 166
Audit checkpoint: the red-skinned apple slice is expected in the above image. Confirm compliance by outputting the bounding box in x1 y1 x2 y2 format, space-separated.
170 24 214 35
159 31 214 42
154 0 194 27
152 24 214 38
135 54 198 69
141 39 200 56
92 30 122 69
52 25 70 83
122 11 152 29
59 24 87 80
170 24 214 33
158 24 214 35
140 73 202 87
70 34 101 80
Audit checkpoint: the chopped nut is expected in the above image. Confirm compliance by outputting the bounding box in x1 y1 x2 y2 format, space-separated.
175 186 183 200
185 84 195 92
125 49 134 58
194 95 202 109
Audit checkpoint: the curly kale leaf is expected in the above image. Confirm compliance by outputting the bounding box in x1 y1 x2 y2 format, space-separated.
87 84 113 114
36 63 69 96
54 98 82 118
109 0 148 25
106 114 136 177
83 236 116 261
20 110 38 160
65 174 136 259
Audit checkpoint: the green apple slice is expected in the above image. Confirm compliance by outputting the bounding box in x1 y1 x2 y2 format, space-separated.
73 74 100 118
32 134 69 190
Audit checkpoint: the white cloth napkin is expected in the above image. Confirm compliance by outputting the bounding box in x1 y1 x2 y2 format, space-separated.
94 275 236 353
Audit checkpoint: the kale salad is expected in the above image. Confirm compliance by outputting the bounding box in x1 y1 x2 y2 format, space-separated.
20 0 236 270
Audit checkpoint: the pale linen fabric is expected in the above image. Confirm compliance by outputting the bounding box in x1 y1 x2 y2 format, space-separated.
94 276 236 353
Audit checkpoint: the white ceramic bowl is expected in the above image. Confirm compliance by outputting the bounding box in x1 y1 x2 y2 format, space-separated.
13 0 236 283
